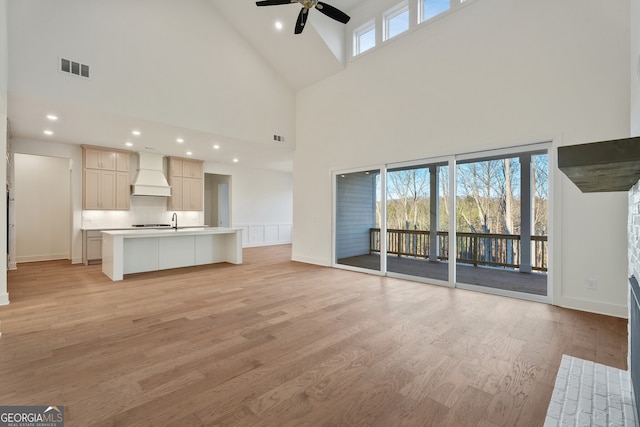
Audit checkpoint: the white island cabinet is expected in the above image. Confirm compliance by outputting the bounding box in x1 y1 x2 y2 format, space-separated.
101 227 242 281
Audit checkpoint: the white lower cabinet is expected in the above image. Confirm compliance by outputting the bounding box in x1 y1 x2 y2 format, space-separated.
123 238 159 274
159 236 195 270
84 230 103 265
102 229 243 281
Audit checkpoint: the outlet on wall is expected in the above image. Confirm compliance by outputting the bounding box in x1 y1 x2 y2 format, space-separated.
586 279 597 290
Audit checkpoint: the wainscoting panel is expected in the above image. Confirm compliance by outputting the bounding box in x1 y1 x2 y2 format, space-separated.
237 224 292 248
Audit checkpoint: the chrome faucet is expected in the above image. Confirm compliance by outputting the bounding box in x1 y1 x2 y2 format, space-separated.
171 212 178 229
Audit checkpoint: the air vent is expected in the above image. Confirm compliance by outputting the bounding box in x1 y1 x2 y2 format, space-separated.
273 134 285 142
60 57 90 79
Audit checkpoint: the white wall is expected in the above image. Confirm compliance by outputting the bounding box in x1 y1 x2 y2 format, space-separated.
7 0 295 147
0 0 9 306
294 0 630 316
14 154 71 262
204 163 293 247
0 0 7 112
11 138 83 264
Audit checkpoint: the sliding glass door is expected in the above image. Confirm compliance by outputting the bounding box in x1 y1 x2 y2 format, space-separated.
335 169 382 273
385 162 449 282
333 143 549 301
455 150 548 297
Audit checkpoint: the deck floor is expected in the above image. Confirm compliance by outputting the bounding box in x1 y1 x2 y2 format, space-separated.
338 254 548 296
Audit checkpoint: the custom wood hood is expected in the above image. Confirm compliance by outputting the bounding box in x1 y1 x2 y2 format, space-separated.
131 152 172 197
558 136 640 192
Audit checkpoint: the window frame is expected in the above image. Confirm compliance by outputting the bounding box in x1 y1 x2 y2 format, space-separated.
383 1 410 42
353 20 377 56
418 0 452 25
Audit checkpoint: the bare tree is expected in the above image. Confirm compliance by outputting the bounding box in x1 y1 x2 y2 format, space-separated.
387 168 429 229
457 161 504 233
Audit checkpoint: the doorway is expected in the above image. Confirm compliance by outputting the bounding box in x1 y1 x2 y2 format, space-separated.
204 173 231 227
14 153 72 263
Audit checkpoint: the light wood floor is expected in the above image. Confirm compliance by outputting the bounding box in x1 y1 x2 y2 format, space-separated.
0 245 627 426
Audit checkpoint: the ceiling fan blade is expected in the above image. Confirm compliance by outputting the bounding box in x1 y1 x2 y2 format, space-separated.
256 0 296 6
315 2 350 24
294 7 309 34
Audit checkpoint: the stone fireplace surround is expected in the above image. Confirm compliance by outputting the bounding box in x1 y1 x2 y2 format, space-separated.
550 141 640 426
544 180 640 426
628 180 640 422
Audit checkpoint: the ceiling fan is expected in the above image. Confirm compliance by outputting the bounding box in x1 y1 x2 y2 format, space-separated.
256 0 351 34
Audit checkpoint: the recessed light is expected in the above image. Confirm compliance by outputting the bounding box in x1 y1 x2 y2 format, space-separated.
213 144 220 150
186 151 193 156
233 158 239 163
176 138 184 143
125 142 133 147
43 130 53 136
46 114 58 121
132 130 141 136
275 21 283 30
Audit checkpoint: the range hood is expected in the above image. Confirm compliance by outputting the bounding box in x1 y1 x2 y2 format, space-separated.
558 136 640 193
130 152 172 197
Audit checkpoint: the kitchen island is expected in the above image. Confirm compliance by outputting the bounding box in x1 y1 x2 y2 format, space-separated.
102 227 242 281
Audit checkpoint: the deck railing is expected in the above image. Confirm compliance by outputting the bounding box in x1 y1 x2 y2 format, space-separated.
370 228 548 272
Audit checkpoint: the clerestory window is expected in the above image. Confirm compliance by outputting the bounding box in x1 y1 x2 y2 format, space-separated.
384 2 409 41
420 0 450 24
354 21 376 56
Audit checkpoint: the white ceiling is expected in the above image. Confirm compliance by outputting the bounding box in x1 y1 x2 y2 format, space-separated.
212 0 363 91
7 0 365 173
8 92 296 172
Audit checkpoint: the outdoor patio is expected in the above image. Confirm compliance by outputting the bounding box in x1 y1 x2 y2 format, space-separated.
338 254 548 296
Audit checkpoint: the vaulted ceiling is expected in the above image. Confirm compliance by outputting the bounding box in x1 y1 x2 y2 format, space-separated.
6 0 367 173
212 0 365 91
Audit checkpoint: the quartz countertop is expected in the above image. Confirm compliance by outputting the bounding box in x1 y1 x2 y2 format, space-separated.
81 225 210 231
101 227 241 238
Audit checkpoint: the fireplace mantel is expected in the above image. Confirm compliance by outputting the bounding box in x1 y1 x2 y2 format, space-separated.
558 136 640 193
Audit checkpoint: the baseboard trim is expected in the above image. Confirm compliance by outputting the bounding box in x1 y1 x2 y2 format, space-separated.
0 292 9 306
15 254 70 263
244 242 292 248
291 254 331 267
555 295 628 318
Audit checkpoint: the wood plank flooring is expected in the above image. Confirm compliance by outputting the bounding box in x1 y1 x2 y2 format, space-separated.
0 245 628 426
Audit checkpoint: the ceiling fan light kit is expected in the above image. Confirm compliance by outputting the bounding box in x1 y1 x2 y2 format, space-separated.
256 0 351 34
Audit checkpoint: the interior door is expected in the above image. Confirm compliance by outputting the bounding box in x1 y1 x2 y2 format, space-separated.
218 183 229 227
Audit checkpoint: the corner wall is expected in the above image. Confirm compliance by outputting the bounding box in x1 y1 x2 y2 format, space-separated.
0 0 9 306
294 0 630 316
204 163 293 247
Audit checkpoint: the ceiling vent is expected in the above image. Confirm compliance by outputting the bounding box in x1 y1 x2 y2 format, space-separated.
59 57 90 79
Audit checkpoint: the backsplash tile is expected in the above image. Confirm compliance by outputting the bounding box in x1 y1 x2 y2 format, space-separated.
82 196 203 228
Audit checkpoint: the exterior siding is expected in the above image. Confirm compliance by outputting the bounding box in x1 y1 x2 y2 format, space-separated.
335 172 377 261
